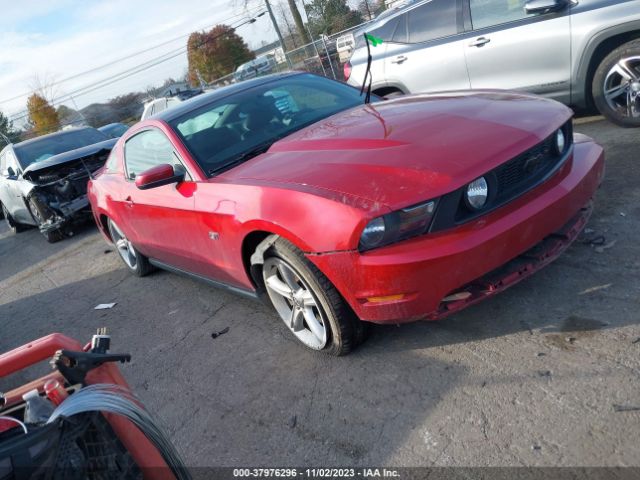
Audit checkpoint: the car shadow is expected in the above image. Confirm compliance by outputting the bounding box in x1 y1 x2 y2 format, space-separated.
0 220 98 283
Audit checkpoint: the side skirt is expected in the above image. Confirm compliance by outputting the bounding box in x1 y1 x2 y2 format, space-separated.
148 258 259 300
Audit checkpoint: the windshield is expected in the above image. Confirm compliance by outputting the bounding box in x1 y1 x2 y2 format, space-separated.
99 123 129 138
15 128 109 167
169 74 375 176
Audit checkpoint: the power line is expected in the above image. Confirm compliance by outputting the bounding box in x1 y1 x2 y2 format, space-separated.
0 5 267 107
10 13 267 124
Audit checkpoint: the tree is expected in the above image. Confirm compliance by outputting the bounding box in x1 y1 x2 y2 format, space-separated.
277 2 304 49
358 0 374 21
187 25 255 84
287 0 311 44
306 0 364 37
0 111 20 145
26 93 60 136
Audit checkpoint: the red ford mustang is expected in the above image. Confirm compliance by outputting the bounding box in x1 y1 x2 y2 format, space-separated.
88 72 604 355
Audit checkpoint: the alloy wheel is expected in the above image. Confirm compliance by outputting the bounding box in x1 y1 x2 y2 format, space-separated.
603 56 640 119
109 221 138 270
263 257 328 350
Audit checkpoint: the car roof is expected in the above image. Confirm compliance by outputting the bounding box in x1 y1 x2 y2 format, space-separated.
156 71 302 122
12 127 98 148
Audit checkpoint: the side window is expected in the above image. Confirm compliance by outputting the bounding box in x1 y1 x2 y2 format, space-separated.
392 14 408 43
407 0 458 43
4 151 19 175
371 17 400 43
124 129 175 180
470 0 530 30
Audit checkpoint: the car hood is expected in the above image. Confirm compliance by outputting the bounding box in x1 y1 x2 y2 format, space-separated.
22 138 117 180
221 91 572 212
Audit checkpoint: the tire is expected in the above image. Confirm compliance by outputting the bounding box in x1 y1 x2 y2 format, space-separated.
592 40 640 128
261 238 367 356
27 196 64 243
107 218 154 277
43 229 64 243
2 203 26 234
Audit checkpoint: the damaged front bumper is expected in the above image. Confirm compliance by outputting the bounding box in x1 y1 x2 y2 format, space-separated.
307 137 605 324
28 192 92 234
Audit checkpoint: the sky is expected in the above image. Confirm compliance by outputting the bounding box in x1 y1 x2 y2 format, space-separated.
0 0 295 126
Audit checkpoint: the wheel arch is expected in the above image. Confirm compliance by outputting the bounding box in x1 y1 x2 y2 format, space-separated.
372 84 408 97
575 24 640 108
241 227 311 292
99 213 113 242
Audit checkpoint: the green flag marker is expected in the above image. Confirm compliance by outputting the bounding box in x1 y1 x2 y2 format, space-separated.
364 33 383 47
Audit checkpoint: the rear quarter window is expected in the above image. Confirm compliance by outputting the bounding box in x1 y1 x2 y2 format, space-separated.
407 0 458 43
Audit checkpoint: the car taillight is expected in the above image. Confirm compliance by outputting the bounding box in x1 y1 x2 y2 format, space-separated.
343 61 352 81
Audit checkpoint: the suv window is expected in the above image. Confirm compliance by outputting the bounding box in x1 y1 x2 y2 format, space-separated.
124 129 175 180
470 0 531 29
3 151 19 176
373 17 401 43
407 0 458 43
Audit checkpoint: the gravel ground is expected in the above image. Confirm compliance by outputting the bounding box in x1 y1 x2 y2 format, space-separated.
1 118 638 468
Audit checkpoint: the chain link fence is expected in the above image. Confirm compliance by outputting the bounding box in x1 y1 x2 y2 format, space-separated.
204 22 368 89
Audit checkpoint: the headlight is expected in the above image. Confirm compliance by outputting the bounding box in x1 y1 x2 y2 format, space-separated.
359 217 386 250
359 200 437 251
465 176 488 211
555 128 566 155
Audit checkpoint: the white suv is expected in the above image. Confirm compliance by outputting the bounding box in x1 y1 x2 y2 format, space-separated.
346 0 640 127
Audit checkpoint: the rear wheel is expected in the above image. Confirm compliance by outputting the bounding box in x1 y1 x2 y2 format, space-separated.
261 238 368 356
107 219 154 277
593 40 640 127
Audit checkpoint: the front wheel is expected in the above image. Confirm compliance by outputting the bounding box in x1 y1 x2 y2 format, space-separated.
107 219 154 277
592 40 640 127
27 197 63 243
261 238 368 356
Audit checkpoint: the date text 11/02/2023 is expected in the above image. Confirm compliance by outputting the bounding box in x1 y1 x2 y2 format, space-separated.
232 468 400 478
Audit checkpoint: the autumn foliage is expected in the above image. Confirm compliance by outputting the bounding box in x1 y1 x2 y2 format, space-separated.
27 93 60 135
187 25 254 84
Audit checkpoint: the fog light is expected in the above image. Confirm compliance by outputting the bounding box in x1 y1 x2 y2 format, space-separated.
465 176 488 210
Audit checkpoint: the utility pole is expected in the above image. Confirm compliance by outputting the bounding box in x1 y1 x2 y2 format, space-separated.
265 0 293 69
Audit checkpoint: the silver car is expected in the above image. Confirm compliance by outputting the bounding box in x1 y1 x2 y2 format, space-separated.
0 128 115 242
346 0 640 127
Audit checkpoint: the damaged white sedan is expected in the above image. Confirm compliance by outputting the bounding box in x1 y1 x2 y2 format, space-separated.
0 127 116 242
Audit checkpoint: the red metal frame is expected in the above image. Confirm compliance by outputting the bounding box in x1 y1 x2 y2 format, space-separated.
0 334 175 480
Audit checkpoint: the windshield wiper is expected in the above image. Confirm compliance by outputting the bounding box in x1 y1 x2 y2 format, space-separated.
207 139 278 176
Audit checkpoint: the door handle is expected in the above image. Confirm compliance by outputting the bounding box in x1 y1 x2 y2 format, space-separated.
125 196 133 207
391 55 408 64
469 37 491 47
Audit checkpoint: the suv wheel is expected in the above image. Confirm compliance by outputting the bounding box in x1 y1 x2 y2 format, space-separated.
108 218 154 277
261 238 369 356
593 40 640 127
27 197 63 243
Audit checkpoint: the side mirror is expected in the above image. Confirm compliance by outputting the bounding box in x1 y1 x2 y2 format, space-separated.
5 166 17 179
525 0 568 14
135 163 185 190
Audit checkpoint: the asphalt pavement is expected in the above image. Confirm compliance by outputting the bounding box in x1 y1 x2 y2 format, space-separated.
0 118 638 467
